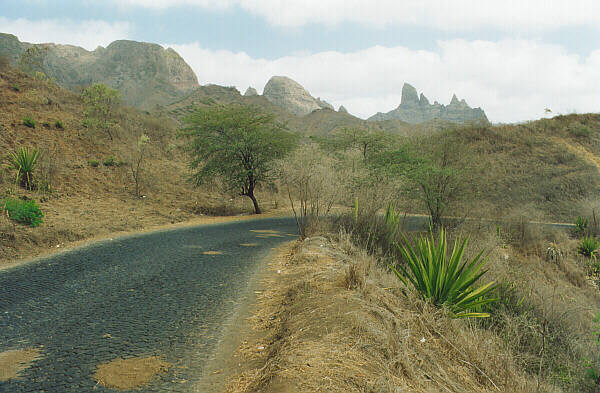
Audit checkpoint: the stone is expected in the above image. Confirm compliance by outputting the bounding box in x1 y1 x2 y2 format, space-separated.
401 83 419 105
262 76 332 116
338 105 348 113
244 87 258 96
368 83 488 124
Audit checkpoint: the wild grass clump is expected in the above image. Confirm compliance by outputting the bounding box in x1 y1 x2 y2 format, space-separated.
23 116 36 128
2 198 44 227
578 235 599 258
103 157 115 167
88 160 100 168
576 216 589 235
390 228 497 318
7 147 40 190
54 120 63 129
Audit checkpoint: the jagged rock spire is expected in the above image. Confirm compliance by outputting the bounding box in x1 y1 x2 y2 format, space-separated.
401 83 419 105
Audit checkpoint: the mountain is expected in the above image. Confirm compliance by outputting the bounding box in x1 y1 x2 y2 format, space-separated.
0 33 199 109
368 83 488 124
262 76 334 116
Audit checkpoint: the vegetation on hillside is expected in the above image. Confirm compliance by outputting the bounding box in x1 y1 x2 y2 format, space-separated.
180 104 297 214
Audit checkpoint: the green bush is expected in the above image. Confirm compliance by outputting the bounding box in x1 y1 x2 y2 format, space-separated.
103 157 115 167
2 198 44 227
578 235 600 258
569 123 592 138
54 120 63 129
23 116 36 128
42 121 50 128
8 147 40 190
88 160 100 167
576 216 589 234
390 228 497 318
11 84 20 92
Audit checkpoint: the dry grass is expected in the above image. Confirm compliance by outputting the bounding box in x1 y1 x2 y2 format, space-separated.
222 235 565 393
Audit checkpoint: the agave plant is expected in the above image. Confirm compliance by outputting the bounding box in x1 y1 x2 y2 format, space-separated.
390 228 497 318
7 147 40 190
383 204 402 244
579 235 600 259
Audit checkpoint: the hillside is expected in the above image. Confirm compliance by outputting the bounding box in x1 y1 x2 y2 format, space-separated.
0 64 281 266
0 33 199 110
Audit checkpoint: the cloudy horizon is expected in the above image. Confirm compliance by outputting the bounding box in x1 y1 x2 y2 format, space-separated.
1 0 599 123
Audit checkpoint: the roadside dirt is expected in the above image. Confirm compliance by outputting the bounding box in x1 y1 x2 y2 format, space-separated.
207 235 554 393
0 348 42 381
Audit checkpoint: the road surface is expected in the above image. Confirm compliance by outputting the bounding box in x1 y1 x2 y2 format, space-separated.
0 217 297 393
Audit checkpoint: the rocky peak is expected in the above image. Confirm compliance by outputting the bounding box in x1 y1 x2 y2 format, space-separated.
262 76 333 116
338 105 348 113
368 83 488 124
244 87 258 96
0 34 199 109
401 83 419 105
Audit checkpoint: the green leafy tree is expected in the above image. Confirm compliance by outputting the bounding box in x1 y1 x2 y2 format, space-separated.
82 84 121 140
319 126 392 162
372 136 467 229
181 105 297 214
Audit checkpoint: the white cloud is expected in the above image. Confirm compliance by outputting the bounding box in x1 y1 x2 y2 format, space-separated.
120 0 600 31
0 18 132 50
168 39 600 123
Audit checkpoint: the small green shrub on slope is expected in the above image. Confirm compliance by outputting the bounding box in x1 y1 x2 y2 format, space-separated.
579 236 600 258
7 147 40 190
23 116 36 128
2 198 44 227
390 228 497 318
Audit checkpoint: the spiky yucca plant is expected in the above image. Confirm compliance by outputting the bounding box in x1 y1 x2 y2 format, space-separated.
8 147 40 190
579 235 600 259
390 228 497 318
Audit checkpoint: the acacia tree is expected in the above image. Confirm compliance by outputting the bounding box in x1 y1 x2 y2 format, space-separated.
319 126 392 162
371 135 467 229
82 84 121 140
181 105 296 214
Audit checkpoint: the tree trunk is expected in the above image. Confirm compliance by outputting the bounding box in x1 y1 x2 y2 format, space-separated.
248 190 261 214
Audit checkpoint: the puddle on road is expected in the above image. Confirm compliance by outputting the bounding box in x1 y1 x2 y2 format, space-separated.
0 348 42 381
93 356 170 390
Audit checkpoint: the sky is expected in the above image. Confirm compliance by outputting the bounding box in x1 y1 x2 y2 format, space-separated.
1 0 600 123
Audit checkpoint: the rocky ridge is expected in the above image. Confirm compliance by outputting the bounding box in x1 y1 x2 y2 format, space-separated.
0 33 199 109
262 76 333 116
368 83 488 124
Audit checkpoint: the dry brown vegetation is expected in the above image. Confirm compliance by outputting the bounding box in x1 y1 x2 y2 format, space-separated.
221 225 600 392
0 65 282 266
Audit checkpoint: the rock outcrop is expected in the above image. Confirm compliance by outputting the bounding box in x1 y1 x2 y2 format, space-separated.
262 76 333 116
244 87 258 96
0 33 199 109
338 105 348 113
368 83 488 124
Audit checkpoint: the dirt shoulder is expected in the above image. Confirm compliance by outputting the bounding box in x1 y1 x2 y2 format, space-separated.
211 235 555 393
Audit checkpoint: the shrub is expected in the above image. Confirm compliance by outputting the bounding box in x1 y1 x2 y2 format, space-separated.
23 116 36 128
54 120 63 129
569 123 592 138
578 235 599 258
103 157 115 167
88 160 100 167
390 228 497 318
42 121 50 128
7 147 40 190
2 198 44 227
576 216 589 234
11 84 20 92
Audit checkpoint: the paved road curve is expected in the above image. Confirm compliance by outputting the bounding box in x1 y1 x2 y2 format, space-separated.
0 217 297 393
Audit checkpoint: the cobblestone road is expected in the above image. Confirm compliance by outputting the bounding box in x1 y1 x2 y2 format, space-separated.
0 217 297 393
